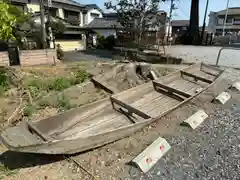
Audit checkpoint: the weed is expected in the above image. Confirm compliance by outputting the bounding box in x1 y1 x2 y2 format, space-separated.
57 95 72 111
71 69 89 85
0 163 18 178
49 77 71 91
23 104 36 117
38 94 73 110
38 97 56 108
24 78 48 91
0 86 5 96
0 68 11 96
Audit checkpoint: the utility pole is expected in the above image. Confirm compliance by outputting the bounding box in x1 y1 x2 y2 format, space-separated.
188 0 200 45
200 0 209 43
40 0 47 49
47 0 54 48
222 0 230 36
167 0 176 43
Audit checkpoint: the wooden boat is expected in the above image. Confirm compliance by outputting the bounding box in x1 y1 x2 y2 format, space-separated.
0 63 223 154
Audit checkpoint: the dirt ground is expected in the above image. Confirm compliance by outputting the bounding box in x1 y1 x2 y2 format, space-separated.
0 61 177 180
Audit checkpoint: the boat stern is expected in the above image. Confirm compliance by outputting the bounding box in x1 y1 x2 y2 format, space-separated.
0 122 43 151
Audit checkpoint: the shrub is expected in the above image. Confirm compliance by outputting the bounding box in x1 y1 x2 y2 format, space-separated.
97 36 105 49
104 35 115 49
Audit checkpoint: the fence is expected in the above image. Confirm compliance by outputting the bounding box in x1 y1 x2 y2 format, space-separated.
0 49 57 66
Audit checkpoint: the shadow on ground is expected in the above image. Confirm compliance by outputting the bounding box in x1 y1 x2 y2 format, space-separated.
0 151 64 170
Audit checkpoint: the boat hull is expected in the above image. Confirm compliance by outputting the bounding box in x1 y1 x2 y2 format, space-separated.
0 63 224 154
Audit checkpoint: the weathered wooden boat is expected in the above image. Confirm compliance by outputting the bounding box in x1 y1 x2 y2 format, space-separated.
0 63 223 154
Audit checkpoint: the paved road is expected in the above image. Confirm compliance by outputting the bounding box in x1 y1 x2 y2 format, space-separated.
64 46 240 68
165 45 240 68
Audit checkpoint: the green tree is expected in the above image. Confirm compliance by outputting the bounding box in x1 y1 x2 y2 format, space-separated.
0 1 17 40
0 0 29 41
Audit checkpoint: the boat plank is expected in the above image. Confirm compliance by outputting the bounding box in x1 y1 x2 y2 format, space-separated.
50 102 110 136
74 115 133 138
57 112 128 139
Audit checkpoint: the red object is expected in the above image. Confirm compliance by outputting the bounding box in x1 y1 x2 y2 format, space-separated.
146 157 152 164
160 145 164 151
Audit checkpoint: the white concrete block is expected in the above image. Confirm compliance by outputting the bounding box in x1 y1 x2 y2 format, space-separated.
214 92 231 104
182 110 208 129
132 137 171 173
231 82 240 91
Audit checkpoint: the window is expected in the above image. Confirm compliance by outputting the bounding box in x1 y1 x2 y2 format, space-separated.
90 13 99 18
217 18 224 25
226 17 233 24
234 18 240 25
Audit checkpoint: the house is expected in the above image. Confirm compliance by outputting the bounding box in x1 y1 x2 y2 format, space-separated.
208 7 240 36
83 18 123 38
9 0 104 51
171 20 190 35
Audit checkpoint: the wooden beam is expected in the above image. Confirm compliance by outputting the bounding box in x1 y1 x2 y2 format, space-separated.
110 97 151 119
181 71 213 84
153 81 192 98
201 63 222 72
27 122 52 142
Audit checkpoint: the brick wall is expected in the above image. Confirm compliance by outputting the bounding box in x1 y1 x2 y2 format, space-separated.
19 49 56 66
0 49 56 66
0 51 9 66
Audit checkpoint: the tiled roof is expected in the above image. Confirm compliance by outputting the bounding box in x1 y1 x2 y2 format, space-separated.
171 20 190 27
53 0 84 7
83 18 123 29
216 7 240 15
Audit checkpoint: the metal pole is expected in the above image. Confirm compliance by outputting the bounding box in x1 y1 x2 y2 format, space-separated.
40 0 47 48
222 0 230 36
167 0 174 43
201 0 209 43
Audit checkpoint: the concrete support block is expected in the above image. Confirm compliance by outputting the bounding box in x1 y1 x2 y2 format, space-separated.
132 137 171 173
182 110 208 129
214 92 231 104
230 82 240 91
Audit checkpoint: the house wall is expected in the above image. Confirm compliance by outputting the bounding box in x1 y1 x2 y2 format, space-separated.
0 52 10 66
27 4 40 13
0 49 56 66
19 49 57 66
85 9 103 24
55 40 85 51
93 29 117 38
208 12 240 35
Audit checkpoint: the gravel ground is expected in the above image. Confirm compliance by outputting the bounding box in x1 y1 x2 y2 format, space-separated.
164 45 240 68
129 104 240 180
126 68 240 180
